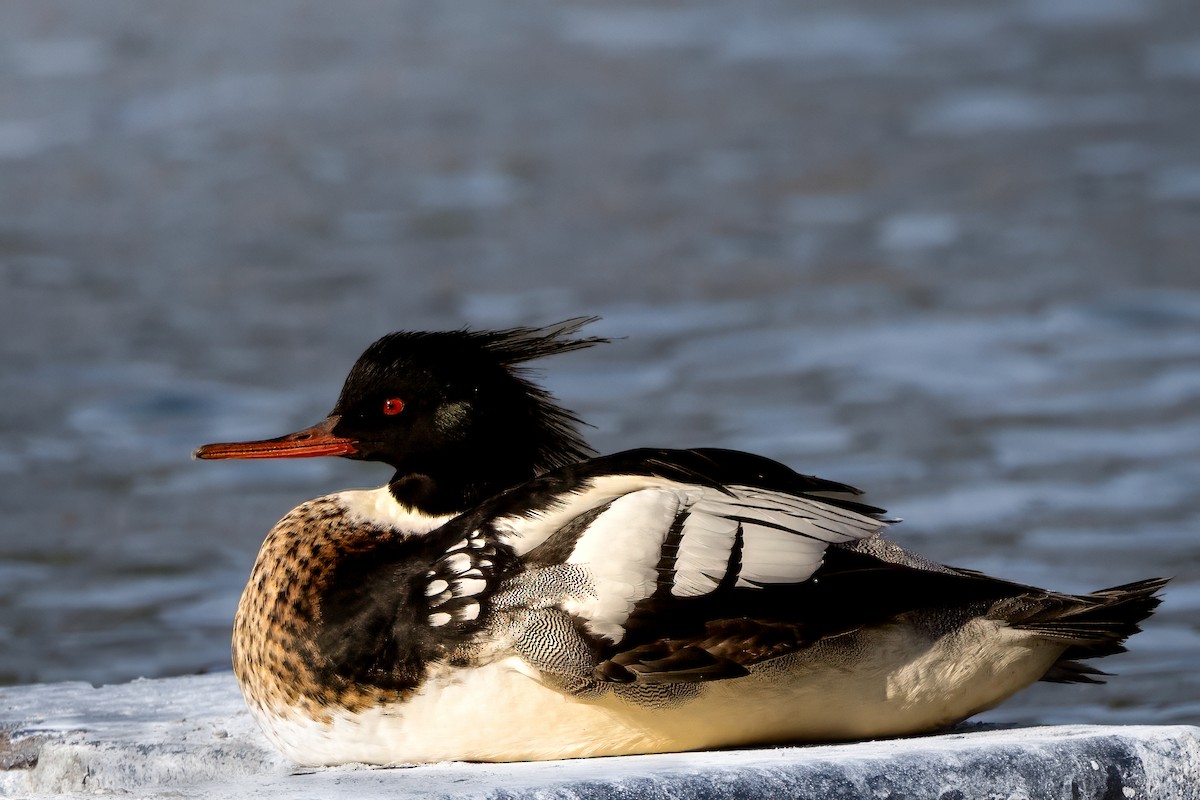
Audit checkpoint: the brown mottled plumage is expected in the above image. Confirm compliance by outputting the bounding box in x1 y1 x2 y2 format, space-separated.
233 497 412 722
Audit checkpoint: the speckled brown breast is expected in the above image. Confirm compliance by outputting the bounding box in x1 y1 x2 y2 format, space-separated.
233 497 413 721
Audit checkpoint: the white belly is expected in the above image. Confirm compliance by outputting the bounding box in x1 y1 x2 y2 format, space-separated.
253 617 1065 765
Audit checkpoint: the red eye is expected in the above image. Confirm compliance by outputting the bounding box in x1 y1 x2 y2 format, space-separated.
382 398 405 416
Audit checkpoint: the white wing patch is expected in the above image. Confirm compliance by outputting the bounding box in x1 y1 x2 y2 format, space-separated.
672 511 737 597
514 477 888 645
671 487 873 596
492 475 674 556
560 489 687 643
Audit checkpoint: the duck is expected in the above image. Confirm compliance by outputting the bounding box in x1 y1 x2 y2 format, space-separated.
195 317 1166 766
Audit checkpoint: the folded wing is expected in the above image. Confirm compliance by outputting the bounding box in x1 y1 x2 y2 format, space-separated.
480 449 894 684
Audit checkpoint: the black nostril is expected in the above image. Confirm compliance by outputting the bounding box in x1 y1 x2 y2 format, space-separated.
292 433 312 441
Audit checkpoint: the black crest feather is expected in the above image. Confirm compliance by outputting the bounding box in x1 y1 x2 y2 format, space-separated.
473 317 608 366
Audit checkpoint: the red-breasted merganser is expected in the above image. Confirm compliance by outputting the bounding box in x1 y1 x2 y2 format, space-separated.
196 318 1166 766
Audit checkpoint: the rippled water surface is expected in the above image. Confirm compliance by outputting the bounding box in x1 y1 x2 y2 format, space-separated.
1 1 1198 729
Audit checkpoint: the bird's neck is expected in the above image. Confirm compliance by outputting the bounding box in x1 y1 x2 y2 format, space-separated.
386 450 546 517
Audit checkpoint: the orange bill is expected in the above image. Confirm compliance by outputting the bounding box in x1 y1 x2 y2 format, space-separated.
194 416 357 460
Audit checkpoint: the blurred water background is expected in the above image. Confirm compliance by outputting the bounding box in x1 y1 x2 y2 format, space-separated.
2 1 1199 728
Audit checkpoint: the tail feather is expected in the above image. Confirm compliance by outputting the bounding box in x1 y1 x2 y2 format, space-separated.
1039 660 1110 685
1003 576 1168 684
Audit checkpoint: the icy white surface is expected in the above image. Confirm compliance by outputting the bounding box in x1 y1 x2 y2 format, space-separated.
1 673 1198 799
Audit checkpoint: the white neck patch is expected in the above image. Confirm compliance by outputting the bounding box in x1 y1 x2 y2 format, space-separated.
334 485 453 536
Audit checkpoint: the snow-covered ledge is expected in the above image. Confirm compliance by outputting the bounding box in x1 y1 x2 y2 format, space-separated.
1 674 1197 800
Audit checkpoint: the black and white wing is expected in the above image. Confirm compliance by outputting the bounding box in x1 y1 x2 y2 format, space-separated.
475 448 893 684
